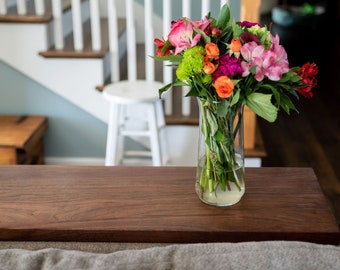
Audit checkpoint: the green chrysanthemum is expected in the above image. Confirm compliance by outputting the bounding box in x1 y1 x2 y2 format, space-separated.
176 46 205 82
248 25 271 49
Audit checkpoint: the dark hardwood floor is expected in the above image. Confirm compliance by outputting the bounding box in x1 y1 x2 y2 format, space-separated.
258 3 340 228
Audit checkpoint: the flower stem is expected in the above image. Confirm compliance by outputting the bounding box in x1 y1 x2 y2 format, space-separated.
197 98 244 195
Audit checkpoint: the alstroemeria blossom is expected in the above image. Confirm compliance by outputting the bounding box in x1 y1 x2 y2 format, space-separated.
191 16 212 32
294 62 319 98
168 19 201 55
240 34 289 81
154 38 171 56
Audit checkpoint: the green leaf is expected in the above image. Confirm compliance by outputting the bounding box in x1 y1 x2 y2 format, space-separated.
246 93 278 123
194 28 211 43
158 80 187 98
217 101 229 117
216 4 230 29
206 109 218 136
231 20 243 37
230 88 240 107
186 87 200 97
279 93 298 114
214 130 225 142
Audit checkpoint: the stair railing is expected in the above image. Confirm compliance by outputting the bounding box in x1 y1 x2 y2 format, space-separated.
0 0 45 15
1 0 230 120
52 0 101 51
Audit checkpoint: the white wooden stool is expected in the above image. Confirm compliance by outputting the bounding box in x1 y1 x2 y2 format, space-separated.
103 80 168 166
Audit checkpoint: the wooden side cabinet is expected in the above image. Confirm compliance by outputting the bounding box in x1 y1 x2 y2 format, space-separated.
0 115 48 164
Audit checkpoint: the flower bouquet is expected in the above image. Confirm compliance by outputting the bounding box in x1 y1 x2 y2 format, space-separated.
153 4 318 206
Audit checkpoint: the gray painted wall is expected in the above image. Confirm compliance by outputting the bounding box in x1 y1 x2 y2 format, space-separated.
0 1 240 162
0 62 107 160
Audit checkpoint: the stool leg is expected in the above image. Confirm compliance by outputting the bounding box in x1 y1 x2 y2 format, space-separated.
105 103 120 166
148 103 162 166
156 99 168 165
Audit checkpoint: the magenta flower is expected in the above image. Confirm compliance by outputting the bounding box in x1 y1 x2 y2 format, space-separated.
239 32 260 45
212 54 243 81
239 21 262 28
168 19 201 55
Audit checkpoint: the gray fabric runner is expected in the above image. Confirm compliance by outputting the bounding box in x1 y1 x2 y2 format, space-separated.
0 241 339 270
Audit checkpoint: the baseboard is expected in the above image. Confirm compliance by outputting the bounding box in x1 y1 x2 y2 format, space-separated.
45 157 105 166
45 156 261 167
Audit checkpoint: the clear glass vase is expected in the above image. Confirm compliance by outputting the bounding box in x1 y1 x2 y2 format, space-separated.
195 98 245 206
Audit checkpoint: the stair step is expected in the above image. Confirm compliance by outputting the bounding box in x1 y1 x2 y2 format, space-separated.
0 0 72 23
39 18 126 59
0 0 199 125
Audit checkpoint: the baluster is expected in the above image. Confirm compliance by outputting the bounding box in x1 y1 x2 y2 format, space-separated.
71 0 84 51
182 0 190 17
126 0 137 81
35 0 45 15
0 0 7 14
162 0 172 115
201 0 209 18
221 0 229 8
108 0 119 83
52 0 64 49
90 0 101 51
17 0 27 15
180 0 191 117
144 0 154 82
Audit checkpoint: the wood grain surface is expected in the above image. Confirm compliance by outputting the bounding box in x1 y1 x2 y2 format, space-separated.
0 166 339 244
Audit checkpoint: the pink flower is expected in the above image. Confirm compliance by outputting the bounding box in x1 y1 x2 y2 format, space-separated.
191 16 212 32
168 19 201 55
240 34 289 81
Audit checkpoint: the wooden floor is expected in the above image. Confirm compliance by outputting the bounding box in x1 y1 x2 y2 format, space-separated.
258 8 340 228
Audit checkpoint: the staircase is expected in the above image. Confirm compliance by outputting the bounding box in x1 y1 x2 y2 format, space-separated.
0 0 125 124
0 0 204 125
0 0 265 166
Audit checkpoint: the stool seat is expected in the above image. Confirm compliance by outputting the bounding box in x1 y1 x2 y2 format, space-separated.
103 81 164 104
103 80 168 166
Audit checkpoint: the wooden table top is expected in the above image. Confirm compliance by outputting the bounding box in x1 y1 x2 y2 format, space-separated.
0 166 339 245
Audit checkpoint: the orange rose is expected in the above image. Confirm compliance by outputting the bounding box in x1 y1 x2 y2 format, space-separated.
230 38 241 53
203 61 216 75
205 42 219 58
214 76 234 98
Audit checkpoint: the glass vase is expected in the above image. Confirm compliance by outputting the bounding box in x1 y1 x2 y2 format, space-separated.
195 98 245 206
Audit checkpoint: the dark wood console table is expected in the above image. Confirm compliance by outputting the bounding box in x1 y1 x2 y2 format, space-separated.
0 166 339 245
